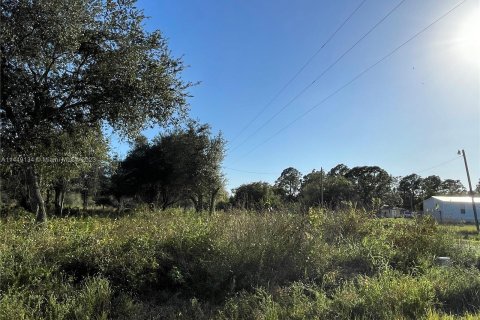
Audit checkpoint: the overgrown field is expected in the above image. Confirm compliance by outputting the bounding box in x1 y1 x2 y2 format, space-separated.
1 208 480 319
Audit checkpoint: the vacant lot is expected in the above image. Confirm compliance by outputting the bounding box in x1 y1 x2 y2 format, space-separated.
1 208 479 319
444 224 480 240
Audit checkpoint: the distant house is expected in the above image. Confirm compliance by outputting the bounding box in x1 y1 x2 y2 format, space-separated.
379 206 404 218
423 196 480 223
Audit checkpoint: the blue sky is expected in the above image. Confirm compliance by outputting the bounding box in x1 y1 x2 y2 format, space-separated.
110 0 479 192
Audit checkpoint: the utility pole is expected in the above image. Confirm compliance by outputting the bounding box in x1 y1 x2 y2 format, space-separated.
459 149 479 233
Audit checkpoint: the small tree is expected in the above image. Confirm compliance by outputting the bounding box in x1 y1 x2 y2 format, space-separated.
299 170 324 208
275 167 302 202
300 169 356 209
112 123 225 212
48 125 109 215
399 174 423 210
177 123 225 213
233 182 279 211
345 166 392 208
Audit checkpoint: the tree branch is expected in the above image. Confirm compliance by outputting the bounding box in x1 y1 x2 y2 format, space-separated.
59 55 90 110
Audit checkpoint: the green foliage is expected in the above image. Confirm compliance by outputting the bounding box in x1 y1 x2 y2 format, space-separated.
232 182 280 211
331 270 435 319
399 173 423 210
345 166 392 208
300 170 355 209
426 267 480 314
0 209 479 319
112 122 225 212
1 0 191 142
299 165 405 210
423 175 443 199
219 284 330 320
275 167 302 202
0 276 111 320
439 179 467 195
1 0 192 221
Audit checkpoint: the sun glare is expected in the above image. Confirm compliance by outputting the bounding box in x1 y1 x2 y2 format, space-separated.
455 10 480 65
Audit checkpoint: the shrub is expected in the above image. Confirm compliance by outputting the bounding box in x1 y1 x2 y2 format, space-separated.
330 270 435 319
0 277 112 320
427 267 480 315
218 283 330 320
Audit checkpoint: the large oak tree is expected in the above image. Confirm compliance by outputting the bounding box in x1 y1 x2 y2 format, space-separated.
1 0 191 221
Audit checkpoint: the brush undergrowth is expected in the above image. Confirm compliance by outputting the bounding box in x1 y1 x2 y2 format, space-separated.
0 207 479 319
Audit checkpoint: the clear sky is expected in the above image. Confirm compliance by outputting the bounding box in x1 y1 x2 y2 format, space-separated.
110 0 479 193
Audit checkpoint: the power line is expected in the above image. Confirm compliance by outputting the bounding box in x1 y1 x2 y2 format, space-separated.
228 0 368 145
224 156 462 180
415 156 462 175
229 0 406 153
235 0 467 161
222 166 277 175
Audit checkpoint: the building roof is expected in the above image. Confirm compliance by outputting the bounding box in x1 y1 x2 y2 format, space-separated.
380 205 403 209
428 196 480 203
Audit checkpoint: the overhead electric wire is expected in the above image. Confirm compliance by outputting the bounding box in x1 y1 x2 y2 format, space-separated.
415 156 463 175
228 0 368 145
223 166 277 175
225 156 462 178
235 0 467 161
229 0 406 153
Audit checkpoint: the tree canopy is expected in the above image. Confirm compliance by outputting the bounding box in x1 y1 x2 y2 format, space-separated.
112 123 225 212
275 167 302 202
232 182 279 211
1 0 191 221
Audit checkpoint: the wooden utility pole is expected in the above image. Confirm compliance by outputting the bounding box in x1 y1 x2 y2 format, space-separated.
459 149 479 233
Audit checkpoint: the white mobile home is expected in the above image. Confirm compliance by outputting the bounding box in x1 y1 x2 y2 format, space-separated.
423 196 480 223
379 206 404 218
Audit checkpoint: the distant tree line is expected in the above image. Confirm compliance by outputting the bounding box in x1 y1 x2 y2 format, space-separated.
229 165 474 212
2 141 475 215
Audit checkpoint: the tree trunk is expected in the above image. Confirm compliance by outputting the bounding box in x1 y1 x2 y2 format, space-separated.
198 194 203 212
82 189 88 210
46 189 51 210
27 166 47 223
209 187 220 214
190 196 202 213
59 190 65 216
157 191 166 211
54 186 61 216
118 197 125 212
54 182 67 216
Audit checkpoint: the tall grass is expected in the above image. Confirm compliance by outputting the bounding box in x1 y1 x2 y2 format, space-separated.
0 207 479 319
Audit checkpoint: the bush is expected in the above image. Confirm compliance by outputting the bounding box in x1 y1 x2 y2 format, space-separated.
427 267 480 315
219 283 330 320
330 270 435 319
0 277 111 320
